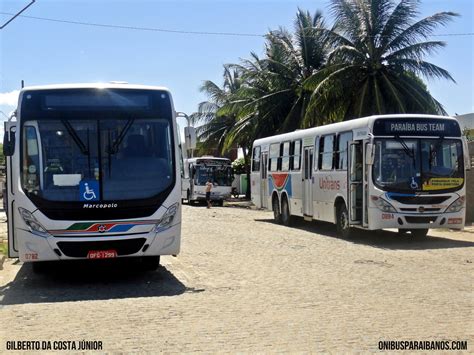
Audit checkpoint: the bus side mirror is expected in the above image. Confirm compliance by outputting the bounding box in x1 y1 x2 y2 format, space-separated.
3 128 16 157
184 126 197 150
365 143 374 165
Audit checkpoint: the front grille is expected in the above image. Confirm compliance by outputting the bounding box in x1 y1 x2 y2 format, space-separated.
404 216 437 224
389 195 450 205
400 208 441 212
57 238 146 258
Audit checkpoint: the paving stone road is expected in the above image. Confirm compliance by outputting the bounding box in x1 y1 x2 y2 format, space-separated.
0 205 473 353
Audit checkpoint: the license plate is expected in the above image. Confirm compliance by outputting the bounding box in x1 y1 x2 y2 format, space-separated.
447 218 463 225
87 250 117 259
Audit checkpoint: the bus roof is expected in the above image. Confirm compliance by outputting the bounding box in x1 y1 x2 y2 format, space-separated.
185 156 231 163
253 114 458 147
20 83 171 93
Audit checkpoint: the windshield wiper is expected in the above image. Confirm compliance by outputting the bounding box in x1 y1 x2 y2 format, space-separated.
395 135 416 169
61 120 89 155
429 136 445 169
107 118 135 154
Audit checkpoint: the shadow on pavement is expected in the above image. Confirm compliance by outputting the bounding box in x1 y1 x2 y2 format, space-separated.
254 217 474 251
0 259 200 306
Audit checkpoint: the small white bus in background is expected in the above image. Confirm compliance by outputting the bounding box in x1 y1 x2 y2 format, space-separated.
251 114 470 238
4 83 195 270
182 156 233 206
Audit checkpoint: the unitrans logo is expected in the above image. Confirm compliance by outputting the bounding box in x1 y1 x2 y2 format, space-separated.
83 203 118 209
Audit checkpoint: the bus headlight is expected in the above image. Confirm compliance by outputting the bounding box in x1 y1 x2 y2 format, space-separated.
18 207 49 237
446 196 465 213
371 195 396 213
154 203 179 232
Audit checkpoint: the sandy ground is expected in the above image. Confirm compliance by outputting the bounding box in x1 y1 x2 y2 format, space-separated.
0 205 472 353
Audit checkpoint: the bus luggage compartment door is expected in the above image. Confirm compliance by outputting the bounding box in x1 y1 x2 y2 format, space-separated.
348 141 363 225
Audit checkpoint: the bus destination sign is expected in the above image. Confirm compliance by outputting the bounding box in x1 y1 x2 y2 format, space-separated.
373 118 461 137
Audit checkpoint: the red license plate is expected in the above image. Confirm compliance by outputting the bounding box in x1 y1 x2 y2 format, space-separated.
87 250 118 259
447 218 463 225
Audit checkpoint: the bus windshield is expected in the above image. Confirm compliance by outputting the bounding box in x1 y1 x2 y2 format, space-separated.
373 138 464 193
22 118 174 201
194 165 233 186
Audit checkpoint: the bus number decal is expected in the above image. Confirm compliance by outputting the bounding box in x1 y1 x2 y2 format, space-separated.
381 213 394 220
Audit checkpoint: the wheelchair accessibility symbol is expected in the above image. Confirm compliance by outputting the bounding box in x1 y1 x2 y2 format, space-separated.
80 180 100 201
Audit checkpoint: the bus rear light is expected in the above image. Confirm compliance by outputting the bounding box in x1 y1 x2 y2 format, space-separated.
370 195 396 213
154 203 179 233
446 196 465 213
18 207 49 237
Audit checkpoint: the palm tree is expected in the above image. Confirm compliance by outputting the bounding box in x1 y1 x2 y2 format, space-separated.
231 9 332 139
191 66 255 197
191 65 243 156
305 0 458 120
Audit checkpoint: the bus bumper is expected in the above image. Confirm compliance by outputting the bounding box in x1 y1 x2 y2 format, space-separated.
15 223 181 262
368 208 465 230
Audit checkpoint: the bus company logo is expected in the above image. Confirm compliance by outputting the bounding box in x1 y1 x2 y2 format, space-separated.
83 203 118 209
319 177 340 190
98 225 107 233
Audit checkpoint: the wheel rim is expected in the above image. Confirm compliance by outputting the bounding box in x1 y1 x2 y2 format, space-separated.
340 209 349 232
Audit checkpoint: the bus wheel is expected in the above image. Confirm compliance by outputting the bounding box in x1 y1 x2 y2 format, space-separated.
217 200 224 207
336 204 352 238
410 229 429 238
272 196 282 224
186 190 191 205
140 256 160 271
281 197 292 227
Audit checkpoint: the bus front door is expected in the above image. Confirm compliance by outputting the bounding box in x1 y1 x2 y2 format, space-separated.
348 141 363 225
303 146 314 220
260 152 268 208
4 121 18 257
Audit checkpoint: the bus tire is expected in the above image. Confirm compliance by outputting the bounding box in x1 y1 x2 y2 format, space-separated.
272 195 282 224
217 200 224 207
140 256 160 271
336 204 352 239
281 197 292 227
410 229 429 238
186 190 191 205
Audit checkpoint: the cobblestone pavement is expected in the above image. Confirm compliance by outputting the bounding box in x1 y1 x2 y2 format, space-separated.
0 206 473 353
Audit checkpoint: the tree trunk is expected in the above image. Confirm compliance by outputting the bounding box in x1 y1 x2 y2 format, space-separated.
242 145 251 199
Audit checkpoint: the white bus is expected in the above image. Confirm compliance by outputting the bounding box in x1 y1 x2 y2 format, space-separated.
3 83 193 270
251 114 470 238
182 156 233 206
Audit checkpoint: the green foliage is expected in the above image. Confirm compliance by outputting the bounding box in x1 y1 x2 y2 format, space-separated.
305 0 457 120
0 241 7 256
231 157 247 175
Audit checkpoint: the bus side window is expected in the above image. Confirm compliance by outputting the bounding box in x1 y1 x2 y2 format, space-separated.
269 143 280 172
291 140 301 171
281 141 290 171
319 135 334 170
252 146 261 172
336 132 353 170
